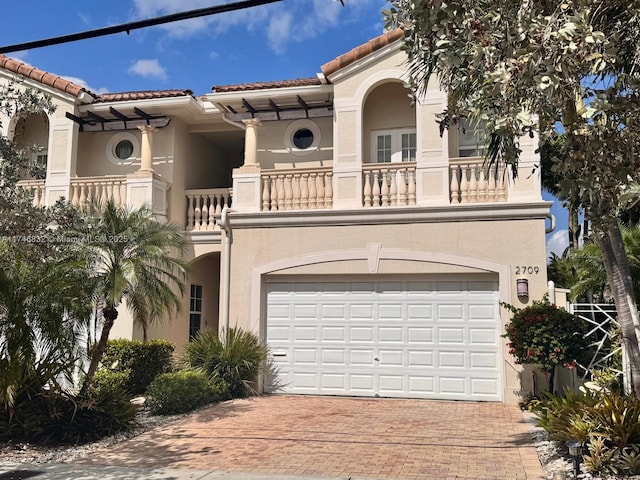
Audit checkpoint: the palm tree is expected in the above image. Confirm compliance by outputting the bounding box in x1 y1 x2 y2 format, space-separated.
78 201 187 395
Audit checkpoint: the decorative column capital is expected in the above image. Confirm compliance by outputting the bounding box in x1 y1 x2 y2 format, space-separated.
138 125 159 134
242 118 262 129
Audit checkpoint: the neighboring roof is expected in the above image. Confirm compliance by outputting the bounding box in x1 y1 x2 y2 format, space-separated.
212 78 322 93
321 28 404 77
0 54 93 98
96 90 194 103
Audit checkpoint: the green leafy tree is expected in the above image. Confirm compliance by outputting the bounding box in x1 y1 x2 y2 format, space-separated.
387 0 640 394
503 301 592 393
77 201 187 395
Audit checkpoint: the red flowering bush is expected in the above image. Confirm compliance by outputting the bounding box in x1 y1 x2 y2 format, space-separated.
503 300 593 392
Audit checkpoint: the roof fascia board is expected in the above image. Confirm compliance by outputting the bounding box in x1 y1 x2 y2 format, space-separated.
207 84 333 103
326 40 404 84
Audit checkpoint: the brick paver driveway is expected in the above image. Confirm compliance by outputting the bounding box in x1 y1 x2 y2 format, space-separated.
76 396 544 479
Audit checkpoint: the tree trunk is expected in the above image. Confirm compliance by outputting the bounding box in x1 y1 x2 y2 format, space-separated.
595 223 640 396
80 306 118 396
568 201 581 251
548 367 555 395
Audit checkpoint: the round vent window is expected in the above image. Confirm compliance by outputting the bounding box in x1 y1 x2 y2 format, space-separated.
115 140 134 160
284 120 321 156
106 132 140 166
292 128 314 149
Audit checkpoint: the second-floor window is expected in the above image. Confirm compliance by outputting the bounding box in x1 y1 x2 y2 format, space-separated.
458 122 486 157
371 129 416 163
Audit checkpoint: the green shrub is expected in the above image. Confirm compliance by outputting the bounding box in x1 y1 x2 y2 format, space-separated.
0 381 139 445
183 327 268 398
146 370 222 415
535 389 640 476
100 339 174 394
503 300 593 392
92 368 131 395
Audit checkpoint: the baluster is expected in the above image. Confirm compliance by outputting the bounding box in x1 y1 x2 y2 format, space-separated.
300 174 309 209
201 195 210 230
478 168 487 202
120 183 127 207
325 172 333 208
113 182 121 207
372 170 381 207
399 168 408 206
450 165 460 204
487 167 496 201
381 169 390 207
284 175 293 210
292 174 301 210
99 183 108 207
497 163 507 201
186 195 195 230
469 164 478 203
408 168 416 205
70 184 79 206
215 193 223 213
308 173 317 209
363 171 372 207
276 175 285 210
32 185 41 207
460 165 469 203
316 173 325 209
106 183 114 204
270 176 278 211
79 184 87 210
390 169 398 206
262 177 271 211
194 195 203 230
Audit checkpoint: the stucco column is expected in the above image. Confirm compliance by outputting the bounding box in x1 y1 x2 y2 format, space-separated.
138 125 157 172
242 119 261 169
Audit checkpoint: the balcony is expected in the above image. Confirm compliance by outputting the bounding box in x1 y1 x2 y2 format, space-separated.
261 166 333 211
185 188 233 231
449 158 508 203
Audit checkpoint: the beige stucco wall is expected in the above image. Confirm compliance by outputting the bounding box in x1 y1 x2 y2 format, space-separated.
147 253 221 352
256 116 333 169
226 214 548 404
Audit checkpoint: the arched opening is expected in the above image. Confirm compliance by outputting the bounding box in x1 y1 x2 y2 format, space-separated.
362 81 416 164
12 111 50 179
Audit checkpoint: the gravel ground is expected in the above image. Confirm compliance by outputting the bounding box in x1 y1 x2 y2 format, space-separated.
0 404 636 479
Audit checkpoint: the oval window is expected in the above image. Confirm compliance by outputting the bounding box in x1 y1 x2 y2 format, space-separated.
292 128 314 150
115 140 134 160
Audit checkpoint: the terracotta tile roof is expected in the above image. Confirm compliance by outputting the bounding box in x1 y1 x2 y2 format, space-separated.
321 28 405 77
212 78 322 93
96 89 194 103
0 54 93 98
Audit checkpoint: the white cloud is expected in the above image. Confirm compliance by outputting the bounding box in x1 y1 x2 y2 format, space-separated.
547 229 569 261
127 59 168 80
131 0 385 53
61 76 109 95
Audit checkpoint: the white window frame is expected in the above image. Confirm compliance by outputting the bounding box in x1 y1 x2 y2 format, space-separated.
370 128 416 163
457 122 486 158
189 284 203 341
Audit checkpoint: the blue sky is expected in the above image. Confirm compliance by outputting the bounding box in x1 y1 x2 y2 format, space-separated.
0 0 567 259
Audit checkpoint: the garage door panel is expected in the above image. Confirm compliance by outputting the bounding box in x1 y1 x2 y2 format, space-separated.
350 326 374 342
266 280 501 401
350 350 375 365
437 304 464 320
293 326 317 341
470 328 498 345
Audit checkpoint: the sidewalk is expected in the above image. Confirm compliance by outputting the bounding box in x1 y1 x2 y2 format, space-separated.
0 463 353 480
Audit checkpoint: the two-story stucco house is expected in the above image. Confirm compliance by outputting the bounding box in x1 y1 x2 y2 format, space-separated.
0 29 551 404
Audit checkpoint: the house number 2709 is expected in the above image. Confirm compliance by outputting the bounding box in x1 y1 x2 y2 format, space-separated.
515 266 540 275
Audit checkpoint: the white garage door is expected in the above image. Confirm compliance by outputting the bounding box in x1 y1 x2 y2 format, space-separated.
266 279 502 401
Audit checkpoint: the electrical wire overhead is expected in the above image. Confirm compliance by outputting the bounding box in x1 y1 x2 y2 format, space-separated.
0 0 283 54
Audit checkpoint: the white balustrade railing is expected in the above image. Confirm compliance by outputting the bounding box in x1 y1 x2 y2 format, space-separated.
262 167 333 211
449 158 507 204
186 188 232 231
70 176 128 209
362 162 416 207
17 179 46 208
